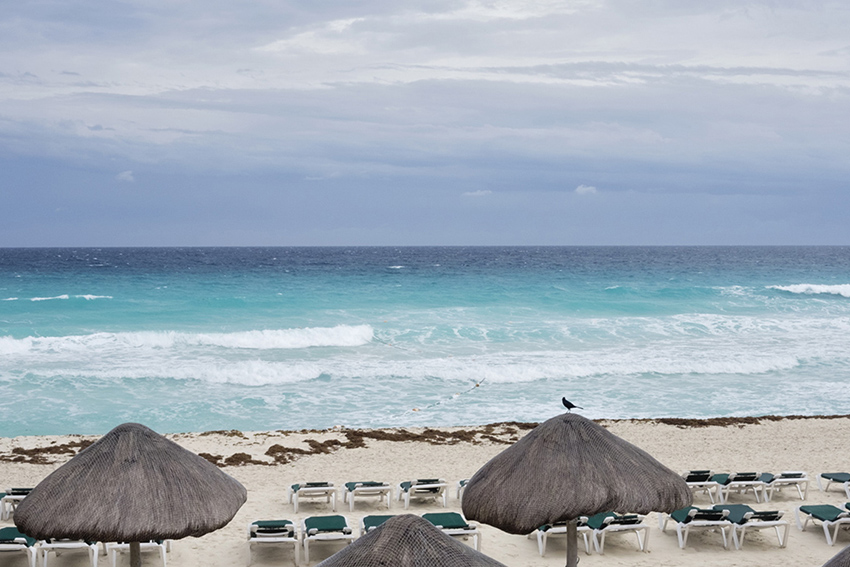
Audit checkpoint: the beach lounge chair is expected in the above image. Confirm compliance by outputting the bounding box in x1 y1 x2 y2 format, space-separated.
247 520 299 566
795 504 850 545
713 504 788 549
456 479 469 500
39 539 99 567
682 470 721 503
105 541 167 567
586 512 649 553
818 473 850 499
342 481 392 511
397 479 448 509
422 512 481 550
528 519 592 557
763 471 809 501
662 506 732 549
711 472 766 503
1 487 33 520
0 527 37 567
301 515 355 564
360 515 395 536
288 482 336 513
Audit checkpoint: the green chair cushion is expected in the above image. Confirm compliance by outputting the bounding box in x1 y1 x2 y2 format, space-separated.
363 515 394 531
801 505 847 522
422 512 470 530
304 515 350 533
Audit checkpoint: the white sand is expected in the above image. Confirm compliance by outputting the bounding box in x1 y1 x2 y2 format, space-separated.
2 417 849 567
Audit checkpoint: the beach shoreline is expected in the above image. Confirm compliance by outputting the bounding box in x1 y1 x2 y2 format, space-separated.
3 416 849 566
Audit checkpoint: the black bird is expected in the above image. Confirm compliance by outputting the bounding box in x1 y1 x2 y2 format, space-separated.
562 397 583 411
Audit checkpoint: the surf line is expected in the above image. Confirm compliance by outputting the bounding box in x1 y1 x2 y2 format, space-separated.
350 318 489 423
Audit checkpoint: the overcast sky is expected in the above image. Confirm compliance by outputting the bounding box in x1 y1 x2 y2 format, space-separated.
1 1 848 246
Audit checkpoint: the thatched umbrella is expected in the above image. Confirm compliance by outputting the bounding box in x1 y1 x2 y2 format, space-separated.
15 423 247 567
824 545 850 567
462 413 691 567
316 514 506 567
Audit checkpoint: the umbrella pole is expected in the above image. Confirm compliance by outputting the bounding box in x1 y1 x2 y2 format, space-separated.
566 519 578 567
130 541 142 567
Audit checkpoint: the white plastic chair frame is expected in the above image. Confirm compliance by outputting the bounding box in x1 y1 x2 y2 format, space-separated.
719 472 766 504
592 515 649 554
289 482 336 514
0 490 30 521
528 519 592 557
764 471 809 502
730 511 789 549
0 539 36 567
105 541 167 567
342 482 392 512
422 513 481 551
683 471 721 504
817 473 850 500
247 522 300 566
397 479 448 509
40 540 98 567
795 506 850 546
301 517 356 564
456 479 469 500
662 508 732 549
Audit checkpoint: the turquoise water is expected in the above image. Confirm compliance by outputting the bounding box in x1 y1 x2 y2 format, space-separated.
1 247 849 436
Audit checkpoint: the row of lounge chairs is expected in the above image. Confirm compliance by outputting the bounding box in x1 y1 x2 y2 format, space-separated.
0 526 168 567
660 504 789 550
682 470 810 503
532 512 649 556
288 478 468 512
247 512 480 565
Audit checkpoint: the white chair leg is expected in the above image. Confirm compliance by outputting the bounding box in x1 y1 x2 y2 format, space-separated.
42 549 50 567
160 544 167 567
536 531 546 556
777 524 789 548
676 524 688 548
734 526 743 550
293 494 299 513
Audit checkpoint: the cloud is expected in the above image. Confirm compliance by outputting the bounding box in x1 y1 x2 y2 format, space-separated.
575 184 597 195
116 170 134 182
463 190 492 197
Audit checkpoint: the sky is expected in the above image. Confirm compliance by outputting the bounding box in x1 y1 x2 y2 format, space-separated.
1 1 849 246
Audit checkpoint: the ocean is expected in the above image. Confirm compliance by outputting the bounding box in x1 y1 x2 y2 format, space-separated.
1 246 849 437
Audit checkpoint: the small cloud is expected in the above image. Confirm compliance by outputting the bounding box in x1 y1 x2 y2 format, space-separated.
463 190 492 197
575 184 597 195
116 170 135 182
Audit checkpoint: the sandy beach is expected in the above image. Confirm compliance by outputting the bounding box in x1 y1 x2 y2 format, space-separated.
2 416 849 567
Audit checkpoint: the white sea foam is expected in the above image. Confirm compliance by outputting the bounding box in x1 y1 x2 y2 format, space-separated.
768 284 850 298
0 325 374 356
3 294 112 302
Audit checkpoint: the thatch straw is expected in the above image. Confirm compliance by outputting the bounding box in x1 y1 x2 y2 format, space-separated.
461 413 692 535
14 423 247 542
316 514 506 567
824 545 850 567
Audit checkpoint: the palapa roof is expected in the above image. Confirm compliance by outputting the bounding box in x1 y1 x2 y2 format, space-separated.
461 412 692 535
824 545 850 567
316 514 506 567
15 422 247 542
